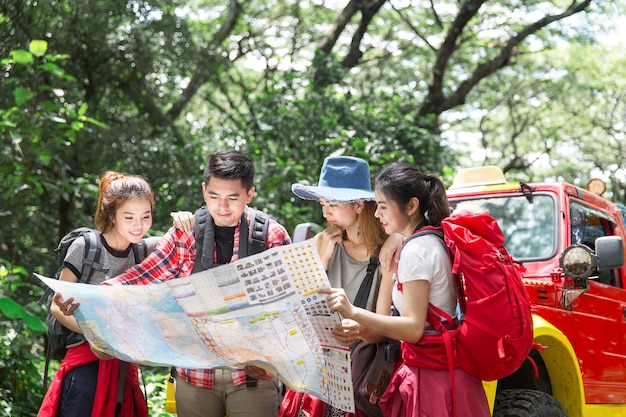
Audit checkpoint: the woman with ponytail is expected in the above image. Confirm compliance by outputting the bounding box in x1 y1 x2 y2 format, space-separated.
38 171 159 417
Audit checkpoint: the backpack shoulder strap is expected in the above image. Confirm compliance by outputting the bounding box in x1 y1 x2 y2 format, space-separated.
80 230 104 284
131 241 146 265
248 208 269 256
239 208 270 258
402 226 448 267
131 235 151 264
405 224 466 319
37 228 98 306
192 207 214 272
353 247 381 309
403 226 444 247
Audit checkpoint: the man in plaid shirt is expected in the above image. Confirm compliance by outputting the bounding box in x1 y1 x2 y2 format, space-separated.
100 150 291 417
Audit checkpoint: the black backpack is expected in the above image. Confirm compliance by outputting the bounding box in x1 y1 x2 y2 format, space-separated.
37 227 147 388
192 207 269 272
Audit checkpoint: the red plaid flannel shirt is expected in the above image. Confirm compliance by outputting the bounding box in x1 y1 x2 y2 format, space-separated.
104 207 291 388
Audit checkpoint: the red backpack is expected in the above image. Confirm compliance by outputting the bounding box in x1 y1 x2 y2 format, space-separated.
402 210 534 381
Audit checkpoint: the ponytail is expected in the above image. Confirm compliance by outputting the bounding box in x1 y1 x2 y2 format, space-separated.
423 174 450 226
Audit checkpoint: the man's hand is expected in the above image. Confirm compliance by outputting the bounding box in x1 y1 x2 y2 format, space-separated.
171 211 194 232
243 365 274 380
53 292 80 316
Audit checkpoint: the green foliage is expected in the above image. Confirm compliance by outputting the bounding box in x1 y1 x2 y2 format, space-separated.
141 366 173 417
451 39 626 202
0 259 46 417
0 39 108 275
0 318 45 417
237 81 452 232
0 296 45 334
0 256 46 335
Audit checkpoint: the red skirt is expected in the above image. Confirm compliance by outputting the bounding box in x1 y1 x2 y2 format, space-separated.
378 364 490 417
279 389 366 417
38 343 148 417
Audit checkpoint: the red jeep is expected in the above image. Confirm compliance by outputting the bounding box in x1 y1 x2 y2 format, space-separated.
447 166 626 417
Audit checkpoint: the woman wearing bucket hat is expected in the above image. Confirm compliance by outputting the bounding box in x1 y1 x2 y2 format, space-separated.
280 156 395 417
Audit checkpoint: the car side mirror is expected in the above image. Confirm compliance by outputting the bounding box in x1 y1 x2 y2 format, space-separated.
595 236 624 270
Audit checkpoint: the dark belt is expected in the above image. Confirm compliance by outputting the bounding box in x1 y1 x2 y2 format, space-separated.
246 375 257 388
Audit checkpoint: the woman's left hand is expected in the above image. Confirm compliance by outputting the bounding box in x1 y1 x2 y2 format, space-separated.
331 318 362 346
379 232 404 272
53 292 80 316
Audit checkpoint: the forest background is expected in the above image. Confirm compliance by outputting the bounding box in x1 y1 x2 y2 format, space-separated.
1 0 625 415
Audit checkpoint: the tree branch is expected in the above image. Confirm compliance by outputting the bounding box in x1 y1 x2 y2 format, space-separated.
166 0 243 121
314 0 388 87
442 0 592 113
420 0 487 121
341 0 387 68
318 0 362 55
391 2 437 53
418 0 592 131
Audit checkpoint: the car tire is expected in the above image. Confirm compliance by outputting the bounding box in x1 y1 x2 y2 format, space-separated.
493 389 568 417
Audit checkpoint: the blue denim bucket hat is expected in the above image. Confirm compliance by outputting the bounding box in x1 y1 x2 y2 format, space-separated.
291 156 374 203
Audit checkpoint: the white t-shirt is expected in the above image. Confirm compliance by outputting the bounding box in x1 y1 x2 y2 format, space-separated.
392 233 456 319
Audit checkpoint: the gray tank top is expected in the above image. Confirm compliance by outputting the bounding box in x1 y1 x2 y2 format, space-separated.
325 244 381 312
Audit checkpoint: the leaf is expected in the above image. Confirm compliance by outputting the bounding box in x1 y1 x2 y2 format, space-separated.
14 87 33 106
40 62 76 81
0 296 46 333
38 149 52 165
44 53 71 62
84 117 110 129
41 100 60 112
70 121 84 131
77 102 88 117
29 39 48 57
10 49 33 65
40 62 67 79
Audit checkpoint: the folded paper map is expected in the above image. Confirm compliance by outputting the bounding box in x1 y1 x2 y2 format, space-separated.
36 239 354 412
